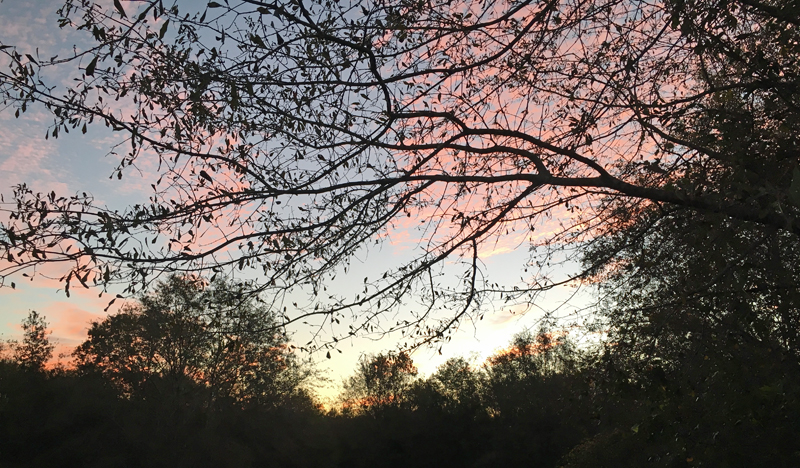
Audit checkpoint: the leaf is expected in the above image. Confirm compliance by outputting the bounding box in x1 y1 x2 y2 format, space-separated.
207 1 222 7
159 20 170 39
250 34 265 48
113 0 127 18
326 351 331 359
199 170 213 183
85 56 98 76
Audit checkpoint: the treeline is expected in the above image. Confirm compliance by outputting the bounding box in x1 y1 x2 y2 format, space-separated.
2 277 800 467
0 308 596 468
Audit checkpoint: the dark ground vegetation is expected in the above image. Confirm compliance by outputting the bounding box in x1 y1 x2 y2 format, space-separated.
2 281 799 468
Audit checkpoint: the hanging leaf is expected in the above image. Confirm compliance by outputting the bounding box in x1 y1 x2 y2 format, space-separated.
159 20 170 39
113 0 127 18
85 56 98 76
250 34 265 48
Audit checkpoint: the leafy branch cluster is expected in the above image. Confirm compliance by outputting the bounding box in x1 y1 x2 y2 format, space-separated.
0 0 798 348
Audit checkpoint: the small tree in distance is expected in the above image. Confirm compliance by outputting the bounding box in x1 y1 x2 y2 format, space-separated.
12 311 55 372
341 351 418 414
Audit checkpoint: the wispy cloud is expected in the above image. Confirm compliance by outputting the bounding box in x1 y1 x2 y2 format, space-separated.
0 118 72 195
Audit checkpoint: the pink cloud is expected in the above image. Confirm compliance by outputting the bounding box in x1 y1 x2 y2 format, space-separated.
44 301 109 352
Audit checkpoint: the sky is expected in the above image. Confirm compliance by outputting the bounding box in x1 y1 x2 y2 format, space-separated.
0 0 594 400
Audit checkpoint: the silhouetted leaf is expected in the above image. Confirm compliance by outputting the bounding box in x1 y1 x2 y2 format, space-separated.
113 0 126 18
85 56 98 76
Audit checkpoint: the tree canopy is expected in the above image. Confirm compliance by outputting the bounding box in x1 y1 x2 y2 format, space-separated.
340 350 418 412
1 0 799 346
7 310 55 371
73 275 313 407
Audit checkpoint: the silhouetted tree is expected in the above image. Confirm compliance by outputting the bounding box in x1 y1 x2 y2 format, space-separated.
475 330 593 467
409 356 484 415
74 275 313 408
573 206 800 466
574 72 800 460
11 310 54 372
341 351 417 414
